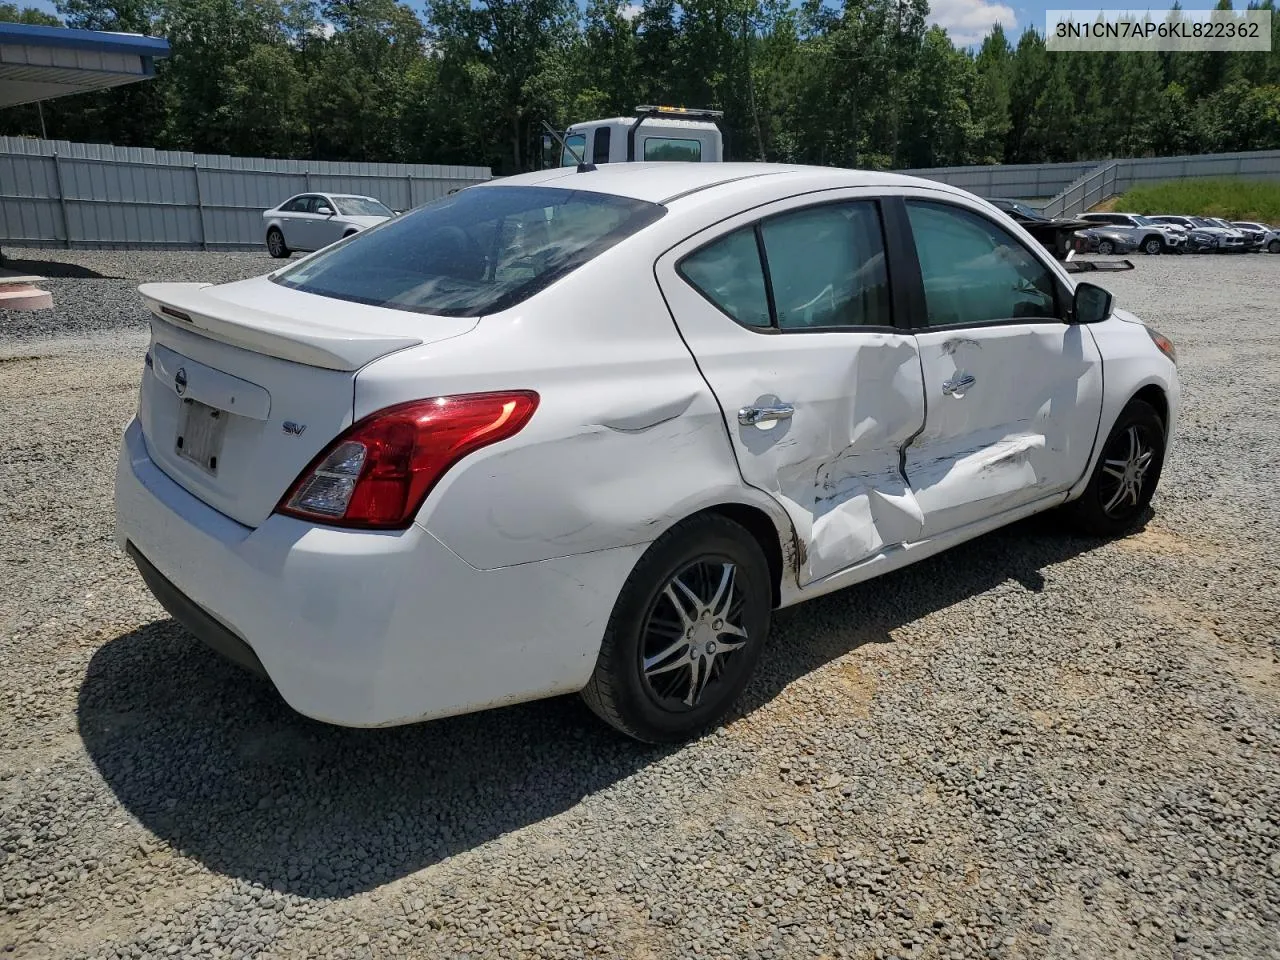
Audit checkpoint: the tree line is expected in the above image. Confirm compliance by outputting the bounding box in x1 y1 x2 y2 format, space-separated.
1 0 1278 177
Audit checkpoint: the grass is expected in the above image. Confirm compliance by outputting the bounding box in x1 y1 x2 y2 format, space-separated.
1114 179 1280 224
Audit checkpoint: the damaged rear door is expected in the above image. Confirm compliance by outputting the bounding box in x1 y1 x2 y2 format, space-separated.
897 197 1103 537
656 193 927 586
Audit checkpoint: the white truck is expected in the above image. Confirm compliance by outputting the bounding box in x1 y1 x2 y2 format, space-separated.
541 104 724 168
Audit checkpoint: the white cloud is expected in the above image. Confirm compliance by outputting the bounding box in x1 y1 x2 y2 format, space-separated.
619 3 642 21
308 21 336 40
927 0 1017 46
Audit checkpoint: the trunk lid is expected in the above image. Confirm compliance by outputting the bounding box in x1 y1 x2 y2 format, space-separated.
136 276 478 528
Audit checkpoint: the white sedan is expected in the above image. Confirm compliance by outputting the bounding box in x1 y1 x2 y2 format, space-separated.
262 193 394 258
115 163 1180 742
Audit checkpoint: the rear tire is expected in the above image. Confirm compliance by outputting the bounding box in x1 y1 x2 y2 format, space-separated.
266 228 290 259
1065 399 1166 538
1097 239 1115 255
581 514 772 743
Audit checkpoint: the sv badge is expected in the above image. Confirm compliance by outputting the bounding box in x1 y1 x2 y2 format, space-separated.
282 421 307 436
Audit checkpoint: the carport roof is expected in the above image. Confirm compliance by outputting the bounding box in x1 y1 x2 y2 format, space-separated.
0 21 170 108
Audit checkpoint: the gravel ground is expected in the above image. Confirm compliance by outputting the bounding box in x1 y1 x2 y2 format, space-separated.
1 248 1278 960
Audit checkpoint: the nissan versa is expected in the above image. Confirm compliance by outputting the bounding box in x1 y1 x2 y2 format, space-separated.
114 163 1180 743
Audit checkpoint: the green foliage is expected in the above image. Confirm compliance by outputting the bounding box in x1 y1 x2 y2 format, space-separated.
0 0 1277 174
1120 178 1280 222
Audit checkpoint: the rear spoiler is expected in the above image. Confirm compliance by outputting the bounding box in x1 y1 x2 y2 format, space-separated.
138 282 423 371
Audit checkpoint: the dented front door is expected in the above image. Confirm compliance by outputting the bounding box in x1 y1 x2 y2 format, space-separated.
898 197 1104 538
656 194 928 586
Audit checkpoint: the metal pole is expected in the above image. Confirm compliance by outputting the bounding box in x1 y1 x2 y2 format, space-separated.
193 163 208 251
51 152 71 248
406 172 413 211
37 101 47 140
305 168 312 190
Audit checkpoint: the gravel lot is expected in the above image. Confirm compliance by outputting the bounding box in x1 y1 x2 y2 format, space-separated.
2 248 1278 960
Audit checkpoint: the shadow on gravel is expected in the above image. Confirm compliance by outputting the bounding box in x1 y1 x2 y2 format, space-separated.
78 512 1133 899
1 257 119 279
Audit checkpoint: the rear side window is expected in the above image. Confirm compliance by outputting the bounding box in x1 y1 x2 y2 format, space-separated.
680 229 771 328
592 128 611 164
644 137 702 162
678 200 891 331
272 186 665 317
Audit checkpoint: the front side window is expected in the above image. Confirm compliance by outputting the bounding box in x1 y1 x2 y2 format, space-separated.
333 197 392 217
273 185 665 317
280 196 308 213
905 200 1058 328
644 137 702 162
678 200 891 331
561 134 587 167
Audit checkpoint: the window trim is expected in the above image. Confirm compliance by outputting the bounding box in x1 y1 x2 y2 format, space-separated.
896 196 1070 332
675 197 900 336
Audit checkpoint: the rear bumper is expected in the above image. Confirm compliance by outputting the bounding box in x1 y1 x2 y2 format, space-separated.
114 418 646 727
127 543 268 677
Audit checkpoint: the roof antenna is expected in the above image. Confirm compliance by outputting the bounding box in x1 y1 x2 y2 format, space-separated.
541 120 595 173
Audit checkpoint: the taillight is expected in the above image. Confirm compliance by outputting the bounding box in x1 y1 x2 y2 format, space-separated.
278 391 539 529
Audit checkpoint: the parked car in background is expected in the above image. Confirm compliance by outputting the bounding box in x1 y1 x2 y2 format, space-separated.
1074 226 1140 255
1078 213 1184 254
1148 215 1246 253
116 163 1179 743
263 194 395 258
988 198 1093 259
1232 221 1280 253
1204 218 1264 251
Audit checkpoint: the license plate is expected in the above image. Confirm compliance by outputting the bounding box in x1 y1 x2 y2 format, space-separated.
176 399 229 475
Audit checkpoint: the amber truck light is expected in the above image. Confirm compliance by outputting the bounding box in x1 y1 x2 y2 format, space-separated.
278 391 539 529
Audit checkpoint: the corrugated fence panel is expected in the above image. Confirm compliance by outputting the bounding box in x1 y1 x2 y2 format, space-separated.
5 135 1279 250
0 135 492 249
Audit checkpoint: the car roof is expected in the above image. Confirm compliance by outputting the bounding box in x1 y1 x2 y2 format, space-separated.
483 162 959 205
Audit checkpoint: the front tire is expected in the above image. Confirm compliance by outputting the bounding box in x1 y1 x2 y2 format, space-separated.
1142 236 1163 255
581 514 772 743
266 227 290 259
1066 399 1167 538
1269 239 1280 254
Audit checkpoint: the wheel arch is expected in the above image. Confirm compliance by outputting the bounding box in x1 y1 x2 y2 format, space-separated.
1131 383 1169 432
700 503 786 608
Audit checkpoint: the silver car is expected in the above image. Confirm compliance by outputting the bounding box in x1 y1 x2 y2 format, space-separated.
1232 221 1280 254
1148 215 1247 253
1077 213 1184 254
263 193 395 258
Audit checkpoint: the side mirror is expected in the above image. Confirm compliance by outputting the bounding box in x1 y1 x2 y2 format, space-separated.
1072 281 1112 324
316 205 335 217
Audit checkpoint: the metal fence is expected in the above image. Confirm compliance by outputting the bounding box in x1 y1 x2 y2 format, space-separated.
902 149 1280 216
4 135 1280 250
0 136 492 250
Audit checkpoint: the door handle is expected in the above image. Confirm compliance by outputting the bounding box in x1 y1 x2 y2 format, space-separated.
738 403 795 426
941 374 976 396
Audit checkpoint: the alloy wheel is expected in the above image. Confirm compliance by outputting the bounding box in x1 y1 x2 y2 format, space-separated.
1098 424 1156 518
640 560 750 711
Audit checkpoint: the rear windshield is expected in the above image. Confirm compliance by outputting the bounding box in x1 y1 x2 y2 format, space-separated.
333 197 392 217
272 185 665 317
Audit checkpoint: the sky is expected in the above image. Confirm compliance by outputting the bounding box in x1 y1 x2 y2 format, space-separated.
15 0 1222 49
